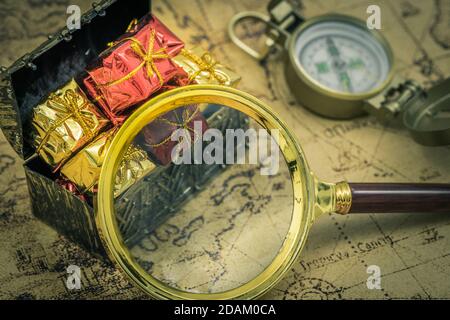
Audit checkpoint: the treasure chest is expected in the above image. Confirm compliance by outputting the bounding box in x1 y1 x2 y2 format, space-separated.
0 0 246 257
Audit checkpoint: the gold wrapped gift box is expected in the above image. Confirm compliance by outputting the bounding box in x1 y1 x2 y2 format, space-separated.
29 79 110 170
173 47 241 88
60 128 155 197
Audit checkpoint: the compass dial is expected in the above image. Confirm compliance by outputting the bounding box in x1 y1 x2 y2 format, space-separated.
293 19 392 94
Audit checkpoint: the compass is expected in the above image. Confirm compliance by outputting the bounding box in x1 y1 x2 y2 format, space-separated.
296 24 388 94
228 0 450 146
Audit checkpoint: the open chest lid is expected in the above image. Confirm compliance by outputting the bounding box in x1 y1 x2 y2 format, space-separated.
0 0 151 159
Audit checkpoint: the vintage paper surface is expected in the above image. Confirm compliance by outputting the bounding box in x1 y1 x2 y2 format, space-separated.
0 0 450 299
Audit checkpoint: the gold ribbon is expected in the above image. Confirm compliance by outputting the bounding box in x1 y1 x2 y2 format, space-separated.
120 145 149 179
36 89 95 154
107 19 139 48
147 107 201 148
125 18 139 33
114 144 155 197
181 48 228 85
100 28 170 88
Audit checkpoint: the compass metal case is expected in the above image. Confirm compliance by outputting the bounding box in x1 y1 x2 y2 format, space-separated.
403 78 450 146
285 14 395 119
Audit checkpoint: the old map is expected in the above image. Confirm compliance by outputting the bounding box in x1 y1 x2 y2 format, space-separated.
1 0 450 299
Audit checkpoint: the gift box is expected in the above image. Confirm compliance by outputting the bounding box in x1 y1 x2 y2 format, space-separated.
60 127 156 197
0 0 245 256
28 79 109 171
83 13 185 124
135 72 208 165
136 105 208 165
173 47 241 87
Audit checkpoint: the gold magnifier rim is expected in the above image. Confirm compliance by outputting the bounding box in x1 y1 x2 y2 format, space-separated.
96 84 315 300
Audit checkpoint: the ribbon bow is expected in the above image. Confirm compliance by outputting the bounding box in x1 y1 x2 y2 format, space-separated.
119 145 150 179
182 49 228 85
36 89 94 153
147 107 201 148
101 28 170 88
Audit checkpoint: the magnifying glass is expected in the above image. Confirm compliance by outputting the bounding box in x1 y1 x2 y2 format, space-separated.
96 85 450 300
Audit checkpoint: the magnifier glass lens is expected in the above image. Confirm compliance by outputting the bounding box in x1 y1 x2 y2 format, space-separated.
112 104 294 294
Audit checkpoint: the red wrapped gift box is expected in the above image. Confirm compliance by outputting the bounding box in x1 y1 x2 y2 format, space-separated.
136 105 208 165
83 14 184 124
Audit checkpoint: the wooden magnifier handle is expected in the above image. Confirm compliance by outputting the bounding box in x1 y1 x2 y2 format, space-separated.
347 183 450 214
